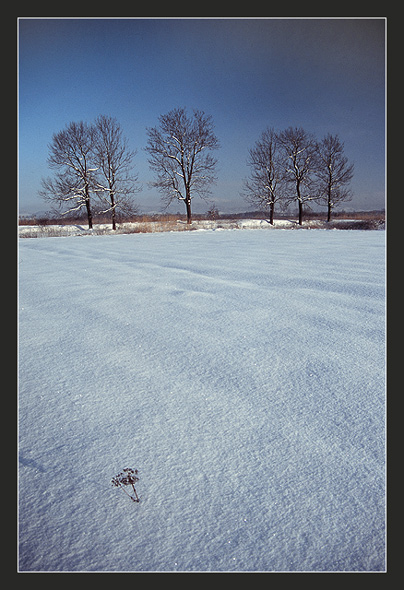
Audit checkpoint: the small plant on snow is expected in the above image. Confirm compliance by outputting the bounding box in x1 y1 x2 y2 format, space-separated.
112 468 140 503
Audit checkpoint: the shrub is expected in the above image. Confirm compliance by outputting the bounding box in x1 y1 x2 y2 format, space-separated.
111 468 140 503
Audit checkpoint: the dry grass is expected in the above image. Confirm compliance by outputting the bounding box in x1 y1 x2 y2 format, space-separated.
303 219 385 230
18 209 385 238
18 219 201 238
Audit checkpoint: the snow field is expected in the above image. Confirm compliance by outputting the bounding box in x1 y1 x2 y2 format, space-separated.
18 229 386 571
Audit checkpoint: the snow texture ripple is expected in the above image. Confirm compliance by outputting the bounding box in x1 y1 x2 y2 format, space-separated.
18 229 386 572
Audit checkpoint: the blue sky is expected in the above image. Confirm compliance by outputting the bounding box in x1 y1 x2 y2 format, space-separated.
18 17 386 215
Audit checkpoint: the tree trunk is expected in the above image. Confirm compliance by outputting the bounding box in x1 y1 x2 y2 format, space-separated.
327 188 332 222
110 191 116 230
85 185 93 229
298 201 303 226
269 201 274 225
296 181 303 226
185 197 192 224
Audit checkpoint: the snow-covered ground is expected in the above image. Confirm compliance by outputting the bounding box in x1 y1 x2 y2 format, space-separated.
17 218 284 238
18 228 386 572
18 217 384 238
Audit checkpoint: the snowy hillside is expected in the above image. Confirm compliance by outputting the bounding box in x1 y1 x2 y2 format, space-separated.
18 229 386 572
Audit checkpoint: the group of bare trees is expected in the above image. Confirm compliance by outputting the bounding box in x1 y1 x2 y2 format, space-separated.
244 126 354 225
40 116 140 229
40 108 353 229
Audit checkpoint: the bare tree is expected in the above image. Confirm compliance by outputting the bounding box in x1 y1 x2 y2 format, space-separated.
39 121 96 229
243 127 285 225
316 133 354 222
278 126 319 225
145 107 219 224
92 115 140 230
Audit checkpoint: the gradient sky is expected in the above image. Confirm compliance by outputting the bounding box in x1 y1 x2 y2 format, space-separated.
18 17 386 215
